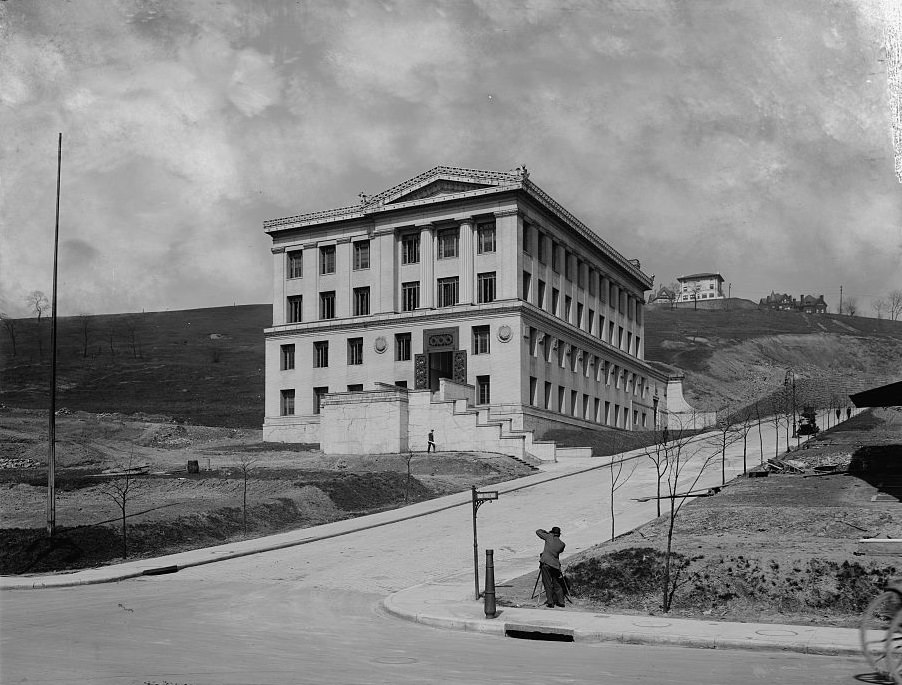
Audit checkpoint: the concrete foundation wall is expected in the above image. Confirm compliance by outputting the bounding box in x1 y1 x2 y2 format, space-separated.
321 388 409 455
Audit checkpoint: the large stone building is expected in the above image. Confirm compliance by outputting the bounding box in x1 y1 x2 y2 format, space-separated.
676 272 725 303
262 166 673 452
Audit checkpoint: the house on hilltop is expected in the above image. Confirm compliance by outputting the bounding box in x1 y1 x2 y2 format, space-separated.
261 165 680 457
676 272 725 303
759 292 827 314
647 285 676 307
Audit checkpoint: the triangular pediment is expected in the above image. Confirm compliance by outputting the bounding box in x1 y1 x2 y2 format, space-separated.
386 179 494 204
369 166 526 207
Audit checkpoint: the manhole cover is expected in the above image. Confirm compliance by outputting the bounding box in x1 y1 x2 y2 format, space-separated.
754 629 799 637
632 620 671 628
372 656 418 665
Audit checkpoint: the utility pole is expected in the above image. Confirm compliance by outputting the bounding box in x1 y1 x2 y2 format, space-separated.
839 285 843 315
47 132 62 537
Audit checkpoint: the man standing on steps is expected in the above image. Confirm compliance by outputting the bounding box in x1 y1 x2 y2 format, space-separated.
427 429 436 453
536 526 566 608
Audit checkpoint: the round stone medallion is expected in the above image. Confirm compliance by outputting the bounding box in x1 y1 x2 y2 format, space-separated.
497 325 512 342
374 336 387 353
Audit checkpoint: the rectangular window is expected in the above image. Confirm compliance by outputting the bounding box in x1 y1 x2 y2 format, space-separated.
544 381 552 409
609 283 617 305
395 333 411 361
280 344 295 370
570 390 578 417
543 337 552 363
576 303 584 329
627 331 633 355
551 288 560 317
437 229 458 259
618 326 624 349
583 394 590 420
437 277 459 307
564 296 572 323
598 314 605 340
564 251 572 280
402 234 420 264
353 240 370 270
537 231 545 263
287 295 303 323
313 341 329 368
319 291 336 320
577 260 585 289
348 337 363 365
523 223 532 255
320 245 336 275
537 280 546 309
594 398 601 423
588 269 596 295
477 375 491 405
605 401 611 425
287 251 303 279
588 309 595 335
614 405 621 427
348 384 363 392
557 386 565 413
635 336 641 358
522 271 532 301
280 389 295 416
557 340 565 368
477 222 496 254
402 281 420 311
608 321 615 343
313 386 328 415
477 272 496 304
472 325 490 355
528 327 537 356
353 287 370 316
530 376 538 406
551 241 559 273
395 380 408 388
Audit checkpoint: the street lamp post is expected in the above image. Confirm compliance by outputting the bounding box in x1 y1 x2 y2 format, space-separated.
471 486 498 600
784 370 798 448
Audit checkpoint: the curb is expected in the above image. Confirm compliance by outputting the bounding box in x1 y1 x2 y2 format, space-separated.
380 592 863 656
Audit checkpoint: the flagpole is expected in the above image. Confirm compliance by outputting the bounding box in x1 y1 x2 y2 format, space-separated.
48 132 62 537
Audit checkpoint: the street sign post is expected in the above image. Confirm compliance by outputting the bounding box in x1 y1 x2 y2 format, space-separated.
471 486 499 600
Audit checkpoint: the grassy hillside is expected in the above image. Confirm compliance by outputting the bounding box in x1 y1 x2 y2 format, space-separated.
2 303 900 428
0 305 270 428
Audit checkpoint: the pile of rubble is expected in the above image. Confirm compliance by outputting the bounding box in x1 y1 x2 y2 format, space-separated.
0 458 42 469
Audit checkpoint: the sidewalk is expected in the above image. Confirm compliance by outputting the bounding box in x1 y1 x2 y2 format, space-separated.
0 453 621 591
381 571 862 656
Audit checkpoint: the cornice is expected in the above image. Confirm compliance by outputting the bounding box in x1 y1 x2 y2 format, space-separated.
493 208 520 218
263 300 524 339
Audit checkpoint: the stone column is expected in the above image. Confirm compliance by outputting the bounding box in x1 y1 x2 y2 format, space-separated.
459 217 474 304
420 224 435 309
336 237 351 318
271 246 285 325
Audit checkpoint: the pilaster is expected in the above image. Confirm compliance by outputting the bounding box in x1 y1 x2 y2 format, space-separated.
459 218 474 304
494 208 519 300
420 224 435 309
271 246 285 325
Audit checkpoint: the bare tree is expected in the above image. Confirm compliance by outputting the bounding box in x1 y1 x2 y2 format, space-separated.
668 282 681 310
99 459 143 559
77 314 92 358
887 289 902 321
26 291 51 321
105 323 117 356
235 455 257 536
765 393 786 459
607 456 638 541
735 405 757 474
404 452 416 504
643 428 671 517
710 411 743 485
753 400 764 466
872 298 888 321
845 297 858 317
659 415 719 613
124 315 143 359
1 313 17 357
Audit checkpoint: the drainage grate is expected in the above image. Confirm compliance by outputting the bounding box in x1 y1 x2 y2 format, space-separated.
505 625 574 642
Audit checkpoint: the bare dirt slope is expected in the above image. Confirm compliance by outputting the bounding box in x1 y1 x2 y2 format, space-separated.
0 407 535 574
498 408 902 627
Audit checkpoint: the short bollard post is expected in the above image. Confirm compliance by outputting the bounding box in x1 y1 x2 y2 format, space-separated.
484 549 497 618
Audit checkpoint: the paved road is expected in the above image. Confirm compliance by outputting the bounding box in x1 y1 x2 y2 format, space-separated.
2 410 870 684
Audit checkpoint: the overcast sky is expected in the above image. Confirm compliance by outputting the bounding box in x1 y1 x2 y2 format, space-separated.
1 0 900 317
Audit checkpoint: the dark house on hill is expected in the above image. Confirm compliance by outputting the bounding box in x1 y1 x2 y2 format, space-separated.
759 292 828 314
648 285 676 307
